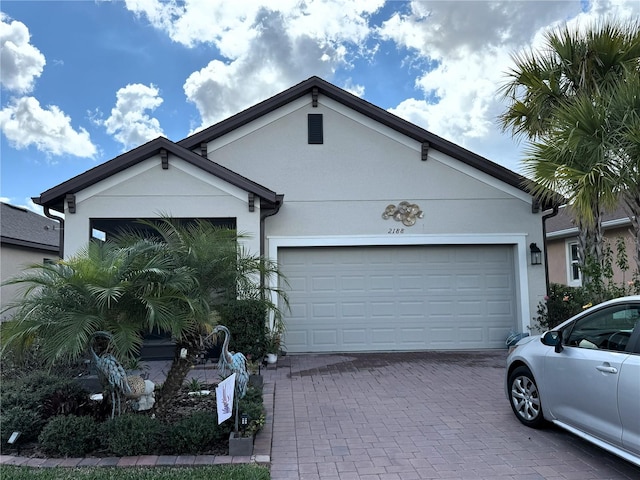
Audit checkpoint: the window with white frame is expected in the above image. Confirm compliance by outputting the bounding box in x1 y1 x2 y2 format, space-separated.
567 241 582 286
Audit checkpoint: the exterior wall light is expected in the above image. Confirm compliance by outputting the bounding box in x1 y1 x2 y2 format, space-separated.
530 243 542 265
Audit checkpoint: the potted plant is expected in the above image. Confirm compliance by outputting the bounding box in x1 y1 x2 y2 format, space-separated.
265 331 281 364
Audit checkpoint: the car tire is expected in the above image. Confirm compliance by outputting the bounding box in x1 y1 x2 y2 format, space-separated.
508 366 545 428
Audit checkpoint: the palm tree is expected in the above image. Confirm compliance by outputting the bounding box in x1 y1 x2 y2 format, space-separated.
499 18 640 277
1 238 202 366
609 72 640 271
2 218 288 416
116 219 288 414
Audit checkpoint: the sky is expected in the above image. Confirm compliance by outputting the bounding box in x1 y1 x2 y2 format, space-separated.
1 0 639 214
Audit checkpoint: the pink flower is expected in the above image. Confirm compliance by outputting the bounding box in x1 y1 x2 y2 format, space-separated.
563 296 570 302
544 295 549 301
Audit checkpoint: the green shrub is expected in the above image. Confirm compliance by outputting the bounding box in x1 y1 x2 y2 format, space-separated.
217 300 268 360
101 413 166 456
0 372 89 420
41 381 90 419
168 412 222 454
38 415 99 457
534 274 640 331
533 283 593 331
0 407 44 444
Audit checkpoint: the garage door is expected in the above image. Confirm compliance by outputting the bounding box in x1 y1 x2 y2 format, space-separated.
279 245 516 352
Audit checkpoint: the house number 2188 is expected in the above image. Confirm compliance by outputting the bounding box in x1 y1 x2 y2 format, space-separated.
388 228 405 234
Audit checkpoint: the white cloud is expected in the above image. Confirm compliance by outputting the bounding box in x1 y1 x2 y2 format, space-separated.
379 0 640 172
125 0 384 130
0 96 97 158
342 78 365 98
0 13 46 94
102 83 164 149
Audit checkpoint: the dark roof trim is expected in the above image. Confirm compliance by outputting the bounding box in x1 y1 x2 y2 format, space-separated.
1 236 60 253
178 76 533 198
34 137 280 212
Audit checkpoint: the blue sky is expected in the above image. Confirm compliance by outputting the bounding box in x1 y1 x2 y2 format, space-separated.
2 0 638 213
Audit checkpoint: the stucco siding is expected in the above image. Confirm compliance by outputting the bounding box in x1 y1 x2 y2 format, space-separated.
547 226 636 286
201 95 545 331
1 245 57 321
63 156 261 257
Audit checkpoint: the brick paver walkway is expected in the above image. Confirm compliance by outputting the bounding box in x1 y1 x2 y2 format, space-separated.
267 351 640 480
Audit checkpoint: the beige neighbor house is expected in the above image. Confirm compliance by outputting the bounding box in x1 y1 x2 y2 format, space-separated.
546 203 637 287
33 77 549 353
1 202 60 321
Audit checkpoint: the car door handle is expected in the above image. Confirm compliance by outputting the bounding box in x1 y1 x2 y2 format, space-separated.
596 365 618 374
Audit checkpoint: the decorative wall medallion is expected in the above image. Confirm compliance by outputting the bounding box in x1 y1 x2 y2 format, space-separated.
382 201 424 226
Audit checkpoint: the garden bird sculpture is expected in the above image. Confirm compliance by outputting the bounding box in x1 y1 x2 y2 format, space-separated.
89 331 148 417
213 325 249 398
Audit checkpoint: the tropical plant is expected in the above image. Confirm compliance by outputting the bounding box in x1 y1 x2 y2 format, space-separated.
1 239 203 365
1 218 288 418
118 218 288 414
499 18 640 278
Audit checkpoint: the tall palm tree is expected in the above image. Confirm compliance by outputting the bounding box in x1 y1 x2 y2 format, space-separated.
499 18 640 277
609 72 640 271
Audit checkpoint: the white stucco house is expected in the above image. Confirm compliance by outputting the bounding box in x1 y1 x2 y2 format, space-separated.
34 77 548 353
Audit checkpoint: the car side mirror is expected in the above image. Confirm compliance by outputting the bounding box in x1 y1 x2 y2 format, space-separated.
542 331 563 353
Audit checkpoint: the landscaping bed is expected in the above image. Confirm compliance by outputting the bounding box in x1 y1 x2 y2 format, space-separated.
0 369 265 459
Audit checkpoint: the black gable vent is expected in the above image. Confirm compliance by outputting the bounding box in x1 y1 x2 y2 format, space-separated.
308 114 323 144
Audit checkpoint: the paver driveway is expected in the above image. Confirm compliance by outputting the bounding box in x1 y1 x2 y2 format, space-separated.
265 351 640 480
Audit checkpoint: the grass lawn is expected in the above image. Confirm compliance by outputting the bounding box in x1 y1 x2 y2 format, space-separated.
0 465 270 479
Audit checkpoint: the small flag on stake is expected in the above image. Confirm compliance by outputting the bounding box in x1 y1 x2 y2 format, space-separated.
216 373 235 425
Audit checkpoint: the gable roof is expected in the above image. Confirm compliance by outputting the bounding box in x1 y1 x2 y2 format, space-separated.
35 77 540 213
1 202 59 252
34 137 281 212
179 76 532 196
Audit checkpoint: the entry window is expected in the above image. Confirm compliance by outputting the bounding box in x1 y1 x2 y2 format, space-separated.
567 241 582 286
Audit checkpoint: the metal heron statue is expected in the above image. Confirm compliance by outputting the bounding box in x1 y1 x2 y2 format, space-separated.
210 325 249 435
213 325 249 398
89 331 132 418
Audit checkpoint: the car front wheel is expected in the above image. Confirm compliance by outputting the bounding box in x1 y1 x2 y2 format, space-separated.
508 366 544 428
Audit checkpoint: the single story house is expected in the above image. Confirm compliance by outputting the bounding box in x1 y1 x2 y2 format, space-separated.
546 203 636 287
33 76 548 353
1 202 60 321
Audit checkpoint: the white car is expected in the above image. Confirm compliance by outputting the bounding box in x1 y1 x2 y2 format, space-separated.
506 295 640 467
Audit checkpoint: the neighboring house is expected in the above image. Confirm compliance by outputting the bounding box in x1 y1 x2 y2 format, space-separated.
33 77 548 352
1 202 60 321
546 203 636 287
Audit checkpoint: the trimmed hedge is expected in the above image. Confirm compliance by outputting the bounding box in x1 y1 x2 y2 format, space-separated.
101 413 166 456
217 300 268 361
167 411 223 454
38 415 99 457
0 407 44 443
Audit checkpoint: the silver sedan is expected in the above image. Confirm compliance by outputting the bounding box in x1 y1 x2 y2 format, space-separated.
506 295 640 467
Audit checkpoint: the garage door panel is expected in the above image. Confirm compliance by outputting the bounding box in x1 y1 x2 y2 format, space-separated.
487 299 513 315
312 330 338 347
342 275 366 291
341 302 366 318
280 245 516 352
342 329 368 346
459 327 484 342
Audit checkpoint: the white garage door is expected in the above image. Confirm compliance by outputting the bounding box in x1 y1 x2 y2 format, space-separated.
279 245 516 352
